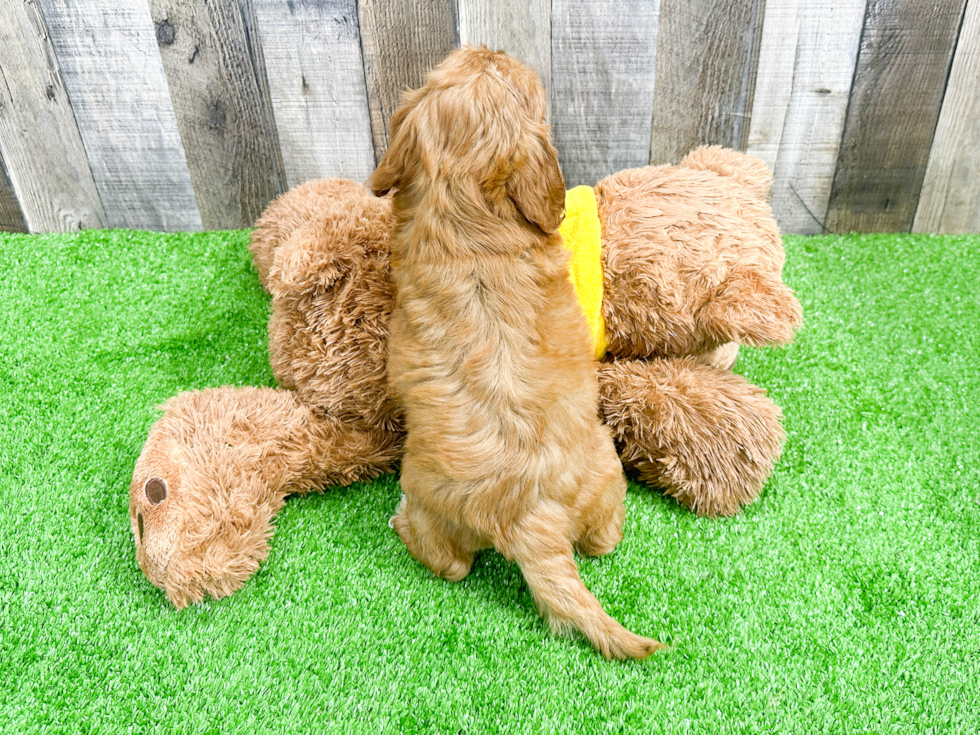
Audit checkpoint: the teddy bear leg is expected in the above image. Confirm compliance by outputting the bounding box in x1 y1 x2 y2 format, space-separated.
130 386 404 607
598 358 785 517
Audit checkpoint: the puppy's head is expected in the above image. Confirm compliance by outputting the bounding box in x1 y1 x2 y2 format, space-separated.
370 46 565 234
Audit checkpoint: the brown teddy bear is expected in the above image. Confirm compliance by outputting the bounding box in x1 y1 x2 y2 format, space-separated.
130 146 802 608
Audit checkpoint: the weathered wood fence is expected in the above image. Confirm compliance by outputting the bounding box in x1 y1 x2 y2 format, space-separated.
1 0 978 235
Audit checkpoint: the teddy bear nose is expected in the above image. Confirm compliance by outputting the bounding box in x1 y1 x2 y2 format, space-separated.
144 477 168 505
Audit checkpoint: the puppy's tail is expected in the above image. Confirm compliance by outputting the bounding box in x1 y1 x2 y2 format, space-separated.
507 521 664 660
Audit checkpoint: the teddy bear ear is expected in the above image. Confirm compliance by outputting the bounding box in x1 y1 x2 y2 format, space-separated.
697 269 803 348
681 146 773 200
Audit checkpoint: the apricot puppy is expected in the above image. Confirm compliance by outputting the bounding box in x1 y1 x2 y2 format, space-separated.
371 47 661 660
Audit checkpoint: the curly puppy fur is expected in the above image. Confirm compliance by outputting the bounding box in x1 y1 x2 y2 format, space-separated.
370 46 661 660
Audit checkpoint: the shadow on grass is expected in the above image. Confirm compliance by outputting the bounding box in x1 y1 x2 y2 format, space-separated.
259 473 687 659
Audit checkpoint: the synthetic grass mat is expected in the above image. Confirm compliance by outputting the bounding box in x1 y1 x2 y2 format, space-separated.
1 229 978 733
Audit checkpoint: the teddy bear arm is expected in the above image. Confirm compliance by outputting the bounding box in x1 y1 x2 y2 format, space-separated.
598 358 785 517
258 181 391 302
696 269 803 349
265 219 358 301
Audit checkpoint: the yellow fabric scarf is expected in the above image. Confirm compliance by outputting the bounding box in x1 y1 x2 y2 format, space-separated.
558 186 607 359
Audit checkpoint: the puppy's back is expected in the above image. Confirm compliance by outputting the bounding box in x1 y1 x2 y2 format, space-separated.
377 46 662 660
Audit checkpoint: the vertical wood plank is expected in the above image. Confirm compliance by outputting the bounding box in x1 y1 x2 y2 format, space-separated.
0 0 106 232
37 0 202 231
825 0 968 233
457 0 551 116
148 0 285 229
552 0 659 187
914 0 980 234
744 0 801 174
746 0 867 234
251 0 375 187
649 0 767 165
357 0 459 163
234 0 288 195
0 153 28 233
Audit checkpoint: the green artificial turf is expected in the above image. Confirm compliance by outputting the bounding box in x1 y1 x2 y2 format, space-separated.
1 228 978 733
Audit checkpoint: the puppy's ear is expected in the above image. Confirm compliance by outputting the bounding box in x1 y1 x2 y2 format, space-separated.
369 127 408 197
369 92 419 196
507 127 565 233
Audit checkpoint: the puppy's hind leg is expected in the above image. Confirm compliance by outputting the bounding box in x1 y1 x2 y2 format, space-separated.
575 493 625 558
575 439 628 558
391 494 475 582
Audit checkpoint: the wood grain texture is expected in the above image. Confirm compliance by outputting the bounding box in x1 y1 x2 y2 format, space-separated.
358 0 459 162
38 0 202 231
251 0 375 186
914 0 980 233
0 0 105 232
649 0 766 165
825 0 969 233
746 0 866 234
0 153 28 233
235 0 288 195
457 0 551 116
552 0 659 186
149 0 284 228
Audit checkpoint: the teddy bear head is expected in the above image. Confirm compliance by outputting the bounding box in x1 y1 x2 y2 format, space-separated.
129 390 286 608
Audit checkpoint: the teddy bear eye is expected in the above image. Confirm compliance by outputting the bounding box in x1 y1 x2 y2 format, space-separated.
144 477 167 505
